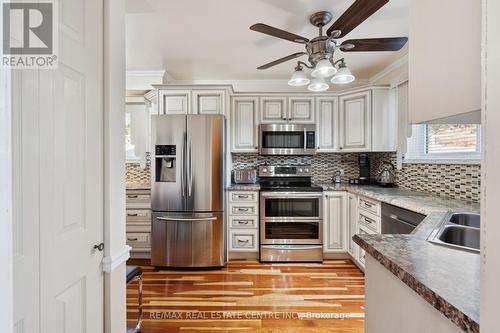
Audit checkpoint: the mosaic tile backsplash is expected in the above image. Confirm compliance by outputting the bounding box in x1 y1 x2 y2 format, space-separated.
126 152 480 202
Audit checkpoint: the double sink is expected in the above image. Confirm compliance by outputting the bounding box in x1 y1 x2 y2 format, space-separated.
428 213 480 252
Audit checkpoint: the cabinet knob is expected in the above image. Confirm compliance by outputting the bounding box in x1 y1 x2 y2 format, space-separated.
339 147 343 150
282 117 287 120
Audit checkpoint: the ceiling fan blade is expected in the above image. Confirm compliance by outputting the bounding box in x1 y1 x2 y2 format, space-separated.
341 37 408 52
327 0 389 38
257 52 307 70
250 23 309 44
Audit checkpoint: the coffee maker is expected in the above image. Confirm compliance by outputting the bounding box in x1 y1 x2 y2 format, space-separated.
349 154 373 185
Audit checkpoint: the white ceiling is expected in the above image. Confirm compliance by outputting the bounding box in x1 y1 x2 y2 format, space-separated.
125 0 409 81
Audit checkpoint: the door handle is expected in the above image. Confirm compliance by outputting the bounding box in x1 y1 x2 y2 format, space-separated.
157 216 217 222
187 132 193 196
93 243 104 251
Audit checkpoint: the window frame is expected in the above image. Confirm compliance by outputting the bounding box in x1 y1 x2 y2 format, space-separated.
403 124 481 164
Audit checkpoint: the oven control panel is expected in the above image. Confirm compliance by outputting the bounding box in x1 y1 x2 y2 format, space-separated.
258 165 311 177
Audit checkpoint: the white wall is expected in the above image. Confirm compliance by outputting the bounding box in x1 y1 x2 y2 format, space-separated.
481 0 500 332
103 0 128 332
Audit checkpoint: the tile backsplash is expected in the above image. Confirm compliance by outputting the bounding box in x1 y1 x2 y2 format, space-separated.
126 152 481 202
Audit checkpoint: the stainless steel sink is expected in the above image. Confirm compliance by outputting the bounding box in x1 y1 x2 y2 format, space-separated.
428 212 480 252
449 213 480 228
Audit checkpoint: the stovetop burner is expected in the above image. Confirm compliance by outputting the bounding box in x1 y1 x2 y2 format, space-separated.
257 164 322 192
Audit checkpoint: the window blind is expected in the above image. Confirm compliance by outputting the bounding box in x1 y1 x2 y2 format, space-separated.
405 124 481 161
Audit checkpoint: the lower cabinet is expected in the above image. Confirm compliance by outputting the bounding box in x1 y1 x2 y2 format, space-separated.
323 191 348 253
227 190 259 257
126 188 152 259
356 223 377 267
347 192 358 257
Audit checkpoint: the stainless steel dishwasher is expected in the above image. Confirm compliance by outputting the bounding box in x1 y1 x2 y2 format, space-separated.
381 203 426 234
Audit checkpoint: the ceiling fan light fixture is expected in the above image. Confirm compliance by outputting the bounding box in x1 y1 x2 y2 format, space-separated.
311 58 337 78
307 78 329 92
331 65 355 84
288 67 310 86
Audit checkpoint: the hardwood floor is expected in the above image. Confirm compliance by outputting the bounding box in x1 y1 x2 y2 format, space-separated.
127 259 365 333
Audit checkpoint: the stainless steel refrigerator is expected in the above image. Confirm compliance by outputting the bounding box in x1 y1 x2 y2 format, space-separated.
150 114 225 268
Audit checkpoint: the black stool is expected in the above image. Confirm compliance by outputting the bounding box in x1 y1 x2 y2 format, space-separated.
126 265 143 332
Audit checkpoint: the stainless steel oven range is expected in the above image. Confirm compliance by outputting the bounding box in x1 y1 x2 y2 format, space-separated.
259 165 323 262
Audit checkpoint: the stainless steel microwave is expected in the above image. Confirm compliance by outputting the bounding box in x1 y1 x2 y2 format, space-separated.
259 124 316 155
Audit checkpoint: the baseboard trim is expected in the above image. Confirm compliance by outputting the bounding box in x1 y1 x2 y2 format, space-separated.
102 245 131 273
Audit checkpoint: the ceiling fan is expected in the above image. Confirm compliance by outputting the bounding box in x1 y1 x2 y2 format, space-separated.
249 0 408 91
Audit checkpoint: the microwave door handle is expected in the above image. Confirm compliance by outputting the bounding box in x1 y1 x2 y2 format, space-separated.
303 128 307 150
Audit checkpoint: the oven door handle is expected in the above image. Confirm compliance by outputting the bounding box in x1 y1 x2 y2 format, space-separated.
260 192 323 198
261 245 323 250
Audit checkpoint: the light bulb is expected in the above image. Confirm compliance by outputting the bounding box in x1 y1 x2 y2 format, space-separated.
311 59 337 78
308 78 329 92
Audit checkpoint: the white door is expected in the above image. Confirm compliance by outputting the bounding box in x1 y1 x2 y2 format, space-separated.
13 0 104 332
339 91 372 152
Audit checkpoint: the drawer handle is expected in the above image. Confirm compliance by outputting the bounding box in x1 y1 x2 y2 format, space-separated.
362 216 375 224
363 202 373 208
237 220 250 225
236 207 250 212
236 195 250 199
127 237 139 241
127 195 139 198
237 239 250 244
127 213 138 217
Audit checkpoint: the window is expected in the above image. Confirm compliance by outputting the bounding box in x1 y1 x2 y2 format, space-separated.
405 124 481 162
125 111 138 160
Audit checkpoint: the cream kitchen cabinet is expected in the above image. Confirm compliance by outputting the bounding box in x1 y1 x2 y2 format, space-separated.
192 90 225 115
323 191 348 253
339 90 372 152
231 97 259 153
227 190 259 255
259 96 315 124
260 96 288 123
371 88 397 152
316 97 339 152
158 89 191 115
126 188 152 259
347 192 358 257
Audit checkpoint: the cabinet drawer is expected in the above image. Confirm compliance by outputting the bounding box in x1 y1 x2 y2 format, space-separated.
358 196 381 216
126 232 151 249
126 209 151 223
229 229 258 252
357 224 377 266
230 215 258 229
229 191 258 203
126 191 151 209
229 202 258 216
126 224 151 233
358 210 380 232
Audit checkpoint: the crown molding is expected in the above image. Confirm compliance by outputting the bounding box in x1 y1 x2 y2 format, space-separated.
369 54 408 84
126 70 166 78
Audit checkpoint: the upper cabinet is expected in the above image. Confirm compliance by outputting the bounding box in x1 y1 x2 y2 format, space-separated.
339 91 372 152
259 96 315 124
192 90 225 115
371 88 397 152
158 88 226 115
158 90 191 115
231 97 259 153
316 97 339 152
409 0 481 123
260 97 287 123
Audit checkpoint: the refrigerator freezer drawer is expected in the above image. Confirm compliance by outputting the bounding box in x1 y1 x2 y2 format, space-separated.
151 212 224 268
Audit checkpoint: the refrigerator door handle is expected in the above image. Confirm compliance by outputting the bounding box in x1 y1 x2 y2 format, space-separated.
157 216 217 222
181 132 186 197
188 131 193 196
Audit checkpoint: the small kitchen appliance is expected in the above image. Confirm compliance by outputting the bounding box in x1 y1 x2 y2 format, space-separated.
259 124 316 156
258 165 323 262
232 168 257 184
377 161 396 187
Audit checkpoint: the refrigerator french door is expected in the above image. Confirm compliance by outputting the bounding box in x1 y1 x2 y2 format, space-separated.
151 115 225 268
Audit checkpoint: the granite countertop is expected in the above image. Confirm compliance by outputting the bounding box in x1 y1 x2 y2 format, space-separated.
226 183 261 191
126 182 151 190
336 185 481 333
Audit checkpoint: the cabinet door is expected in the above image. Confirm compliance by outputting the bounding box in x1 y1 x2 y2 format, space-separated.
339 91 371 152
231 97 259 152
260 97 287 123
192 90 224 115
316 97 339 152
347 193 358 257
371 88 397 151
158 89 191 115
323 192 347 253
289 97 315 123
356 223 377 268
